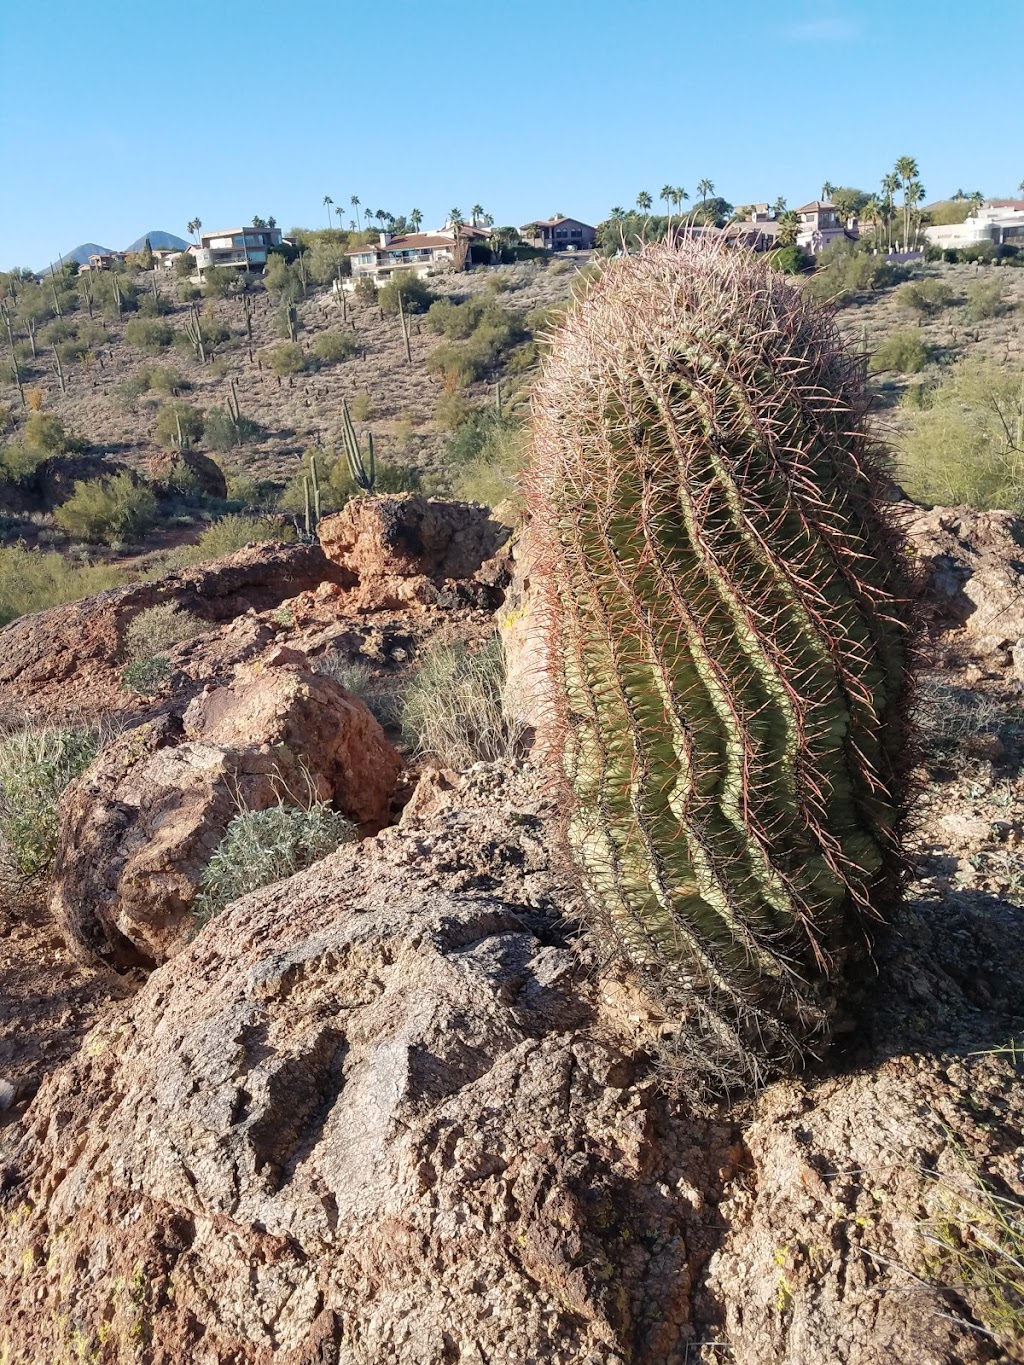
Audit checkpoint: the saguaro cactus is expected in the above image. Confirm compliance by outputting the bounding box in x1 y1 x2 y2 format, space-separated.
530 239 916 1091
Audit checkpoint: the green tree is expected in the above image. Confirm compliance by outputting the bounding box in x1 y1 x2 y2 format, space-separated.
821 181 836 201
881 172 900 249
894 156 919 247
671 187 688 213
410 208 423 233
471 204 484 226
350 195 362 231
660 185 674 216
448 207 462 231
696 178 715 204
187 218 202 243
776 210 801 246
636 190 652 215
54 473 157 544
323 194 333 229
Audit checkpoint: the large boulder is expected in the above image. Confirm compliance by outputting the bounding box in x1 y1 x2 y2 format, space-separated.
50 661 403 969
318 495 511 610
902 504 1024 670
149 448 229 501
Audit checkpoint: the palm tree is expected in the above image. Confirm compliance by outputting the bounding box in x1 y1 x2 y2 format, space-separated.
610 206 625 220
1018 180 1024 195
860 197 883 243
968 190 985 213
350 195 362 231
894 156 919 249
374 209 387 228
697 179 715 204
906 181 927 247
772 196 786 216
410 208 423 233
952 188 967 202
448 208 462 234
187 218 202 243
821 181 836 201
671 187 688 213
335 206 345 229
323 195 333 230
636 191 652 216
660 184 675 217
881 172 900 249
481 213 494 228
777 210 801 247
471 204 484 226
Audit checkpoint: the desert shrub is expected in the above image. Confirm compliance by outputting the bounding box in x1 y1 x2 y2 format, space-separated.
312 330 358 363
138 292 173 318
24 412 76 455
0 723 98 877
915 679 1010 767
400 636 523 768
896 278 955 315
266 342 309 376
0 441 45 483
225 473 275 509
39 318 74 346
147 365 191 397
434 393 475 431
263 255 306 304
766 244 812 274
203 407 263 452
54 472 158 544
378 273 435 315
202 266 235 298
111 373 153 412
313 654 397 725
425 298 527 384
125 604 205 660
348 391 374 422
354 276 377 304
898 359 1024 511
193 801 355 922
154 400 205 450
273 306 304 339
55 339 86 367
124 316 174 351
120 655 171 696
190 514 289 559
450 416 526 508
806 240 902 304
0 546 125 626
964 280 1006 322
869 328 930 374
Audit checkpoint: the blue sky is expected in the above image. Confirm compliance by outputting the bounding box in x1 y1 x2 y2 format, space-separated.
2 0 1021 269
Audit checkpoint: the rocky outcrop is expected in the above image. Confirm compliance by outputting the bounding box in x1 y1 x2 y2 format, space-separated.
319 495 512 611
0 541 352 718
50 660 403 969
149 448 229 500
903 504 1024 673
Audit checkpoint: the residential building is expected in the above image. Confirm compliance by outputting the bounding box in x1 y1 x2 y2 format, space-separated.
722 204 782 251
794 201 857 255
925 201 1024 250
345 229 471 286
520 216 596 252
80 252 125 272
192 225 283 272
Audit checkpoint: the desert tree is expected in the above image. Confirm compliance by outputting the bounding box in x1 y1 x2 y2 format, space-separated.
410 208 423 232
609 206 625 220
821 180 836 201
636 190 653 216
893 156 919 247
671 186 688 214
660 185 675 216
448 208 462 231
323 195 334 229
697 178 715 204
187 218 202 243
471 204 484 226
350 195 362 231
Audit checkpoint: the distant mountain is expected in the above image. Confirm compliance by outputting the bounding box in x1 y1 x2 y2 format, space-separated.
55 243 115 268
124 230 190 253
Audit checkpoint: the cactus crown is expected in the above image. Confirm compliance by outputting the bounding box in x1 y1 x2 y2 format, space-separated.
531 239 916 1092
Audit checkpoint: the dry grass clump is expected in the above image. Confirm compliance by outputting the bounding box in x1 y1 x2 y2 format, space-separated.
313 653 399 727
400 636 524 768
0 723 99 878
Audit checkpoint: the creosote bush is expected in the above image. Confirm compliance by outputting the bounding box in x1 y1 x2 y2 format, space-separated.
311 330 358 364
869 328 930 374
531 238 916 1093
0 724 99 878
265 342 310 376
54 472 158 545
400 637 523 768
194 801 355 923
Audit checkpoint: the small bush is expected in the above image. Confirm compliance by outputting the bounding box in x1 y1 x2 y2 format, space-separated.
964 280 1006 322
193 801 355 922
120 655 172 696
766 244 811 274
400 636 524 768
266 342 309 376
203 407 263 452
378 273 435 315
806 240 902 305
125 604 205 660
202 266 235 298
0 546 125 626
435 393 475 431
0 724 99 877
24 412 75 455
348 392 374 422
313 654 398 725
190 514 288 560
312 330 358 364
124 317 174 351
896 278 954 315
54 472 158 545
354 276 377 304
898 359 1024 511
155 400 205 450
869 329 930 374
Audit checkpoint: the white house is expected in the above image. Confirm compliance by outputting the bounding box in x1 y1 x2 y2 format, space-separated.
345 228 473 287
925 201 1024 250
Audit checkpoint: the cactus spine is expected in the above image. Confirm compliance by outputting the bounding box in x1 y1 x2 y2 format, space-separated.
530 240 916 1091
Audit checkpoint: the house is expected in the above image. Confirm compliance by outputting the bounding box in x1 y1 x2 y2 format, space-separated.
519 216 596 252
345 229 471 287
80 252 125 272
192 225 283 273
794 201 857 255
925 201 1024 250
721 204 782 251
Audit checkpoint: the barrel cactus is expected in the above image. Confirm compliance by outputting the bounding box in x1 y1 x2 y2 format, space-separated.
530 239 916 1091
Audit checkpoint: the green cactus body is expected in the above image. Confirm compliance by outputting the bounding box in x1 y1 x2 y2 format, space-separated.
531 240 915 1088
